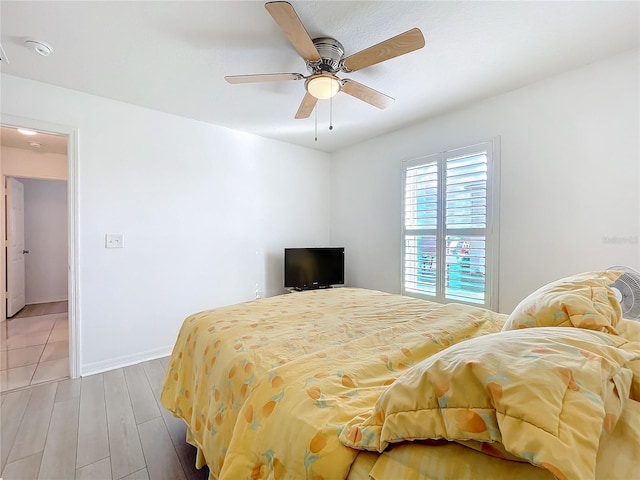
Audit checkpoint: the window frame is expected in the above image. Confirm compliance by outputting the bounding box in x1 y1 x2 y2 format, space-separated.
401 138 501 311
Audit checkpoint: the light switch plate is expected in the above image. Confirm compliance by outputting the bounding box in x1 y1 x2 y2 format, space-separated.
105 233 124 248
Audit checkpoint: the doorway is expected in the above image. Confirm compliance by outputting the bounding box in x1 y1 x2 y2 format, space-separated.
0 116 79 384
1 175 69 391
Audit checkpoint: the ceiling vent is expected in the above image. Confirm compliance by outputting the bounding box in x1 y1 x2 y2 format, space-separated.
25 39 53 57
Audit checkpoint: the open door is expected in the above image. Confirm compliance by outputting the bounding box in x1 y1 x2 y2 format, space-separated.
6 177 26 317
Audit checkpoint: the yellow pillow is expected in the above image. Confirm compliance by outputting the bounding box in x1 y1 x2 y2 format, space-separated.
339 328 638 480
502 271 622 334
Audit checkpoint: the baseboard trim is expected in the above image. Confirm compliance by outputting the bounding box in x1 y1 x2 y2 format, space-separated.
80 345 174 377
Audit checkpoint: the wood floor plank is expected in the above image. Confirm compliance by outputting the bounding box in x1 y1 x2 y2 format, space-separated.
158 356 170 371
55 377 81 403
76 373 109 469
38 396 80 479
103 368 145 479
1 452 43 480
124 364 160 425
120 467 150 480
0 388 33 471
12 301 67 319
138 417 186 480
3 358 200 480
75 456 112 480
153 388 208 480
7 382 57 464
142 359 166 391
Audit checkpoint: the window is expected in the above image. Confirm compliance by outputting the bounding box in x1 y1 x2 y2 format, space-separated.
402 139 500 310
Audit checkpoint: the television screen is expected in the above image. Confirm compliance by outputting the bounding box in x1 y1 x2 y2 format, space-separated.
284 247 344 290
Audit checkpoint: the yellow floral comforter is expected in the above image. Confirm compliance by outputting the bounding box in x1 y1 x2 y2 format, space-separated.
160 288 505 479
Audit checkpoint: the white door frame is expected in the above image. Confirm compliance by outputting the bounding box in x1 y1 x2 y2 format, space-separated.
1 114 80 379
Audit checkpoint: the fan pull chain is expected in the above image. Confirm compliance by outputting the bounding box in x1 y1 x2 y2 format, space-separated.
329 94 333 131
314 105 318 142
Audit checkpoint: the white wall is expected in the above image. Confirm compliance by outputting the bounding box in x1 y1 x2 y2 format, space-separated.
330 49 640 313
22 178 68 304
1 74 331 374
1 146 67 180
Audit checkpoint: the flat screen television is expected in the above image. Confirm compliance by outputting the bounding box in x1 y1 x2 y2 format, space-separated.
284 247 345 291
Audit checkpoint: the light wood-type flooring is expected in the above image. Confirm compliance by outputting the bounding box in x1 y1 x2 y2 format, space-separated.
0 356 209 480
1 302 70 392
11 301 69 319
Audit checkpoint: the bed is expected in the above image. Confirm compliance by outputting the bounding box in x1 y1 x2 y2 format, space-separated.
161 272 640 480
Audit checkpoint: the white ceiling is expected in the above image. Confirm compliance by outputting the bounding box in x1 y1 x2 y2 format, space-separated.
1 1 638 153
1 126 67 155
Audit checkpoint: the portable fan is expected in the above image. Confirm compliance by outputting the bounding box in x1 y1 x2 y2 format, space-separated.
609 266 640 319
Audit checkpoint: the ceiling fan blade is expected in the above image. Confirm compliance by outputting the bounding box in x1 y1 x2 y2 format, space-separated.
295 92 318 119
225 73 304 84
265 1 321 61
342 28 425 73
341 79 394 109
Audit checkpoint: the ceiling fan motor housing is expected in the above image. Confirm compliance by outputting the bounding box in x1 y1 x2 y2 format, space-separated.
306 37 344 73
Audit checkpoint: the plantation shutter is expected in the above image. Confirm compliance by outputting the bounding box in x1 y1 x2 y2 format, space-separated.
443 149 487 304
403 156 439 296
402 140 499 309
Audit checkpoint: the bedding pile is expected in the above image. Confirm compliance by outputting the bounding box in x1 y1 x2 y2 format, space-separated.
340 327 636 480
341 271 640 480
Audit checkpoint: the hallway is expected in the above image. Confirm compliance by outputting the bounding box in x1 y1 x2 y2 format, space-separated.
0 301 69 393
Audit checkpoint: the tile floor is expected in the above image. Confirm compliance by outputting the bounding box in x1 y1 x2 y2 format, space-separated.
0 308 69 393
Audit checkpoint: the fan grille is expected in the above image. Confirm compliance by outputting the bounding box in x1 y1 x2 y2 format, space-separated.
609 266 640 319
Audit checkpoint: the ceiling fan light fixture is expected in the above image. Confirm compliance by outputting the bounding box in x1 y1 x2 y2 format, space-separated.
306 75 341 100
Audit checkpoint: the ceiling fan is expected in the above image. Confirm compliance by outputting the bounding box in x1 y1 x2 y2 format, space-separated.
225 1 425 119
